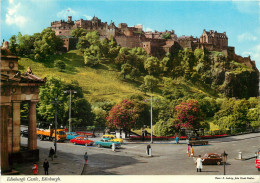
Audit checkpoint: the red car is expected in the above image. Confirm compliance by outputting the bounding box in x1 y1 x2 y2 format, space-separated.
202 153 223 165
70 136 94 146
255 152 260 171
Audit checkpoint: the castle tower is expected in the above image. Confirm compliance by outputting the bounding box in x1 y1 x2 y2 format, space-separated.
68 16 72 23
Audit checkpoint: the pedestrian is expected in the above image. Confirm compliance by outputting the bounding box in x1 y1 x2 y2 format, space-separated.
196 155 204 172
142 129 145 141
32 163 38 175
187 144 190 157
186 137 190 145
147 144 151 156
190 145 194 157
176 135 179 144
64 127 67 132
43 159 49 175
84 152 88 164
49 147 55 161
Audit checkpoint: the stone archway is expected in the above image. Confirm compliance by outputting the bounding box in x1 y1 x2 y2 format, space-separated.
1 42 46 173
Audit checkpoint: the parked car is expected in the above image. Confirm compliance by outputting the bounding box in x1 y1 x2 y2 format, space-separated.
255 151 260 171
76 131 95 137
21 130 28 138
70 136 94 146
102 135 123 143
202 153 223 165
66 132 79 140
95 139 121 148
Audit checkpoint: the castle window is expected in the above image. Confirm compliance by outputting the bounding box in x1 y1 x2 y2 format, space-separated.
59 31 62 34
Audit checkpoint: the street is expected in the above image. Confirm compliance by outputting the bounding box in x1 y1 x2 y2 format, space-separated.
18 132 260 175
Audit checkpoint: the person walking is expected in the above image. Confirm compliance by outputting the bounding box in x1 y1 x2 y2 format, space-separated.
32 163 38 175
196 155 204 172
43 159 49 175
49 147 55 161
176 135 180 144
187 144 190 157
190 145 194 157
84 152 88 165
147 144 151 156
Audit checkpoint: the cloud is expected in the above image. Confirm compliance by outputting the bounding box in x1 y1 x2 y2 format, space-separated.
84 15 92 20
143 25 153 32
233 1 259 15
250 44 260 64
5 3 29 28
57 8 85 21
238 32 258 42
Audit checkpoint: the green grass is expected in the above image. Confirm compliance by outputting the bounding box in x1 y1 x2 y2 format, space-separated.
19 50 226 131
19 50 144 103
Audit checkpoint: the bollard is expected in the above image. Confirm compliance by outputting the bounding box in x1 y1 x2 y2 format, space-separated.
149 148 152 157
238 152 242 159
112 143 115 152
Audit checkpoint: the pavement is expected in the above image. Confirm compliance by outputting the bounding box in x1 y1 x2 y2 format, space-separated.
11 132 260 175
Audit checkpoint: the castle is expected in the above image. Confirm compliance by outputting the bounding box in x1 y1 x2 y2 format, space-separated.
51 16 257 68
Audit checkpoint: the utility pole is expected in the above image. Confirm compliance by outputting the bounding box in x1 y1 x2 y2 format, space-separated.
64 90 77 133
51 95 61 153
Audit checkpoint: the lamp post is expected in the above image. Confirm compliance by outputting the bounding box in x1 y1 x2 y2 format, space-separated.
145 95 159 143
223 151 228 175
51 95 61 153
64 90 77 133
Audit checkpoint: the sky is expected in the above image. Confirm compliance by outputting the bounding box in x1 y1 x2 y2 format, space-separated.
1 0 260 69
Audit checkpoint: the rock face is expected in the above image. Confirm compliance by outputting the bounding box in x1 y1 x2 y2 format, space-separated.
221 71 259 98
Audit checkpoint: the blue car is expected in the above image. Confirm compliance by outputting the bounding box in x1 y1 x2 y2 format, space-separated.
95 139 121 148
66 132 79 140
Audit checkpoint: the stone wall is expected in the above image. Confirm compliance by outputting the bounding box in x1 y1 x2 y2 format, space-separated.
115 36 143 48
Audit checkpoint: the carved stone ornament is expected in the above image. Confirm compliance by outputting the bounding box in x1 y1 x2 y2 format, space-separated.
9 62 14 69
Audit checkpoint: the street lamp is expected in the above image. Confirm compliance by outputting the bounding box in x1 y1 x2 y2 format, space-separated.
51 95 61 154
223 151 228 175
145 95 159 143
64 89 77 133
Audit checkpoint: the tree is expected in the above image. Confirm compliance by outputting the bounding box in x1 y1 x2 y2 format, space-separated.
84 45 101 67
213 98 251 130
76 36 90 51
37 77 94 128
16 33 35 56
174 99 202 130
154 119 176 136
247 108 260 128
55 61 66 72
71 28 88 38
143 75 159 92
85 31 100 45
9 35 18 55
34 28 63 60
92 107 107 127
106 99 138 131
121 63 132 79
144 56 161 75
37 77 67 125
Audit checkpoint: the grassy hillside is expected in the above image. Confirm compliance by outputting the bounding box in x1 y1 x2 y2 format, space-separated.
19 50 221 103
19 50 145 103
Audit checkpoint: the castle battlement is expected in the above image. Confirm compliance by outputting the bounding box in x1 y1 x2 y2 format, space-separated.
50 16 230 57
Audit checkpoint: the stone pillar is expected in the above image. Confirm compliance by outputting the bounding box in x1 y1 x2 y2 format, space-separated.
12 101 21 152
7 114 13 153
1 105 11 172
28 101 37 150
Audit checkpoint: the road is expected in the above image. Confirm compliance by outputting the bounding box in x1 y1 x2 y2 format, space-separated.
19 132 260 175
